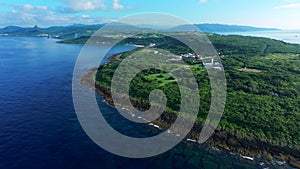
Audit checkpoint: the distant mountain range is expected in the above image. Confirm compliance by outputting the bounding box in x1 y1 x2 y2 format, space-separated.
0 23 280 39
0 24 105 39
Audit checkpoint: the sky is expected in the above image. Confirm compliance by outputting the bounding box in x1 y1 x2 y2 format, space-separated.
0 0 299 29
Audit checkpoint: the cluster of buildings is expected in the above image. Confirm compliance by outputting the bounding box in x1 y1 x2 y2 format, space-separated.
181 53 202 59
176 53 223 70
36 34 50 37
148 44 223 70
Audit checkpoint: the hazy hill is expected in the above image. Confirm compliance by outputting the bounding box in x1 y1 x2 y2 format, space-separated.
0 23 280 39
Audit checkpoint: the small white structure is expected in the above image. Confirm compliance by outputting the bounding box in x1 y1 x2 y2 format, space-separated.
149 43 156 47
203 57 214 67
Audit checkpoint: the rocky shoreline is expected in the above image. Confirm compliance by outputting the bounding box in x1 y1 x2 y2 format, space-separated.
80 61 300 169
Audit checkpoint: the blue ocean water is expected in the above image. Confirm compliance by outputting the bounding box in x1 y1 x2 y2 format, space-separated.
0 37 295 169
219 30 300 44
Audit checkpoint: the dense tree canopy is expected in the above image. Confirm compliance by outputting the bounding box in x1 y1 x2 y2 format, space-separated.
96 33 300 147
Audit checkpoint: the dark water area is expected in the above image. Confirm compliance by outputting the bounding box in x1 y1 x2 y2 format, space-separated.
0 37 295 169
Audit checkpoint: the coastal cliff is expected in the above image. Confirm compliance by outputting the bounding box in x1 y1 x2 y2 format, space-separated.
80 66 300 168
79 33 300 168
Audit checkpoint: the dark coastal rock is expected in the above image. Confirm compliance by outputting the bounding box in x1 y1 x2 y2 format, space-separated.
274 154 287 162
289 156 300 168
80 68 300 168
227 138 242 148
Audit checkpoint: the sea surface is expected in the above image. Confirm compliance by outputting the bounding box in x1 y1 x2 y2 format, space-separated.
0 37 296 169
219 30 300 44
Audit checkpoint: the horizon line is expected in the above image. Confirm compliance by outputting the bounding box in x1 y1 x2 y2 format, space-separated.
0 23 288 30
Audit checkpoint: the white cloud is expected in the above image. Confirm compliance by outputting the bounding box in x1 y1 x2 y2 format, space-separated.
199 0 208 4
274 3 300 9
36 6 48 11
0 3 114 27
113 0 124 10
1 3 48 12
58 0 106 12
0 1 129 27
81 14 90 18
23 4 34 10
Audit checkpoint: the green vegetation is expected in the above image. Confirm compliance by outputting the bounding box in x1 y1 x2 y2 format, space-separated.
95 33 300 150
